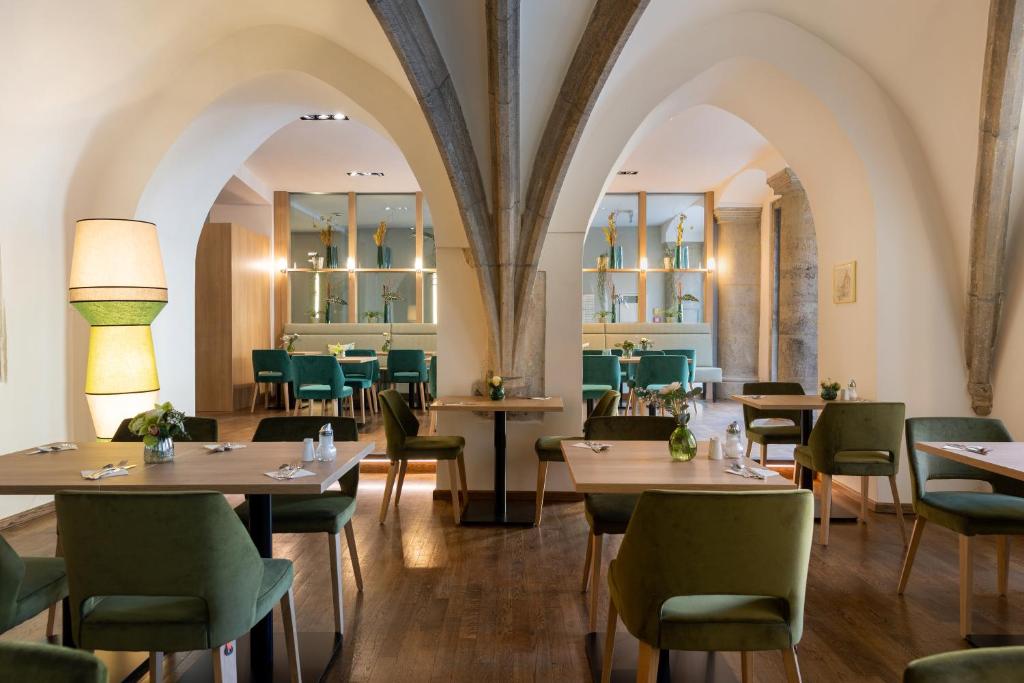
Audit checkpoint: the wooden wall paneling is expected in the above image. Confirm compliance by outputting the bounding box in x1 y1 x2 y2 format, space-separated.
348 192 358 323
273 192 291 338
415 192 425 322
230 224 271 410
196 224 234 412
637 191 647 322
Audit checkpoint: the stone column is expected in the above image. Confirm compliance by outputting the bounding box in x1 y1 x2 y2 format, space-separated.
715 206 762 397
767 168 818 392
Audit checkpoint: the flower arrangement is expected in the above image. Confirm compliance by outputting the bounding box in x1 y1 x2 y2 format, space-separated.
595 310 611 322
820 378 841 401
280 333 300 352
316 215 334 247
373 220 388 247
675 282 700 305
676 214 686 247
634 382 702 419
639 337 653 350
381 284 402 304
381 331 392 353
488 374 505 401
615 339 635 355
602 212 617 247
128 402 188 447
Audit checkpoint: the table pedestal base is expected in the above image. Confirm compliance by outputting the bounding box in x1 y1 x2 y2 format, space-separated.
177 632 342 683
459 498 536 526
585 632 738 683
967 633 1024 648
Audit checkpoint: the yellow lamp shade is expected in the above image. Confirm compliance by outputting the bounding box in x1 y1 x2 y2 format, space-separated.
84 326 160 395
69 219 167 304
87 391 160 441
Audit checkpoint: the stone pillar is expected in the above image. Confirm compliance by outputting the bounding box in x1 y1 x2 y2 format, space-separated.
767 168 818 392
715 206 762 397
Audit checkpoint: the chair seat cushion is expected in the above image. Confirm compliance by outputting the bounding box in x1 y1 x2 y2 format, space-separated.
14 557 67 628
345 378 373 390
584 493 639 535
295 384 353 400
919 491 1024 536
746 423 801 445
401 435 465 460
583 384 615 400
535 436 577 462
657 594 792 651
257 371 283 379
794 446 896 476
78 559 292 652
235 493 356 535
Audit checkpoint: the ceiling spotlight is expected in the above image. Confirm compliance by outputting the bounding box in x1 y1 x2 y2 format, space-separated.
617 170 638 175
346 171 385 177
300 113 350 121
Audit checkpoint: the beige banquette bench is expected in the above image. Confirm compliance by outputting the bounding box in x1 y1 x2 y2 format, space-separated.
284 323 437 353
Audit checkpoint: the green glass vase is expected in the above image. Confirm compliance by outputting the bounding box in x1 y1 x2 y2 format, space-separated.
489 385 505 401
669 414 697 462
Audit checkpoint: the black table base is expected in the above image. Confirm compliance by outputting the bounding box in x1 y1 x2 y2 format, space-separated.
967 634 1024 648
584 632 739 682
459 498 536 526
247 494 274 679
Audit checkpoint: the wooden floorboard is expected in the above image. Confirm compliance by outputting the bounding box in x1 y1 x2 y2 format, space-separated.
1 401 1020 681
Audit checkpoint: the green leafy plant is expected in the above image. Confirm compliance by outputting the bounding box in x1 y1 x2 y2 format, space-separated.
128 402 188 447
615 340 635 354
633 382 702 419
364 311 382 323
820 379 841 400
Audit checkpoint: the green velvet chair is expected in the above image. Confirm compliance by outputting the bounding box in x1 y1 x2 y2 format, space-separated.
603 490 813 683
623 349 663 388
741 381 804 466
0 641 106 683
387 349 429 408
0 535 67 639
608 348 627 391
903 646 1024 682
583 349 607 355
900 416 1024 638
346 349 381 416
343 359 377 423
583 355 622 414
293 354 354 417
663 349 696 388
794 402 907 546
234 416 363 636
55 490 300 683
111 416 219 443
533 390 620 526
627 354 687 415
581 415 679 631
250 349 294 413
378 389 467 524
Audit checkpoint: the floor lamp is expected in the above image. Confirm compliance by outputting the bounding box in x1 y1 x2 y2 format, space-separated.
69 219 167 440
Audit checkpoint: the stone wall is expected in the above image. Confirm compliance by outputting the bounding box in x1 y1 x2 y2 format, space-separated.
715 206 762 397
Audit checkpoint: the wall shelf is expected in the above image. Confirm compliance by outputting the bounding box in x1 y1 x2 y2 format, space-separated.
286 267 437 273
582 267 708 273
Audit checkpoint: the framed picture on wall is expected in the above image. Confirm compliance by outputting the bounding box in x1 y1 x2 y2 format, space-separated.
833 260 856 304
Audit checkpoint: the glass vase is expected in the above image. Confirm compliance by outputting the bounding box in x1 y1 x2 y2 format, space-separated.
489 385 505 401
383 301 394 323
668 415 697 462
144 437 174 464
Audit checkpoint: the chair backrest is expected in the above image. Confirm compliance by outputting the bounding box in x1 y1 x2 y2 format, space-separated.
635 354 687 389
346 349 376 357
741 381 804 427
663 349 696 383
905 417 1015 503
609 348 624 357
582 349 607 356
292 354 346 391
590 390 621 418
633 350 665 357
110 416 219 443
379 389 419 456
0 535 26 632
610 489 813 647
0 641 108 683
585 415 678 441
903 646 1024 683
583 355 622 389
252 417 359 496
805 402 906 473
387 349 427 380
56 491 268 648
251 349 293 383
346 349 380 382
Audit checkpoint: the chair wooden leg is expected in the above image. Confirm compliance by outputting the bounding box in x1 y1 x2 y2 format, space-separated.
888 476 907 545
279 587 302 683
535 461 549 526
250 383 259 413
149 652 163 683
457 453 468 506
419 383 427 410
636 641 659 683
328 532 345 636
582 532 595 593
394 460 409 507
212 641 238 683
344 520 363 592
601 594 618 683
589 533 604 631
998 535 1010 597
760 442 767 467
960 534 974 638
360 389 366 423
898 517 926 594
819 474 832 546
782 647 802 683
379 460 398 524
741 651 753 683
284 385 291 413
745 439 753 458
264 383 269 409
860 476 869 524
792 461 802 485
447 460 462 525
45 602 58 639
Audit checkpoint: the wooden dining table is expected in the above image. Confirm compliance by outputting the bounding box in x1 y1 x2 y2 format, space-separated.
0 439 374 683
562 438 796 683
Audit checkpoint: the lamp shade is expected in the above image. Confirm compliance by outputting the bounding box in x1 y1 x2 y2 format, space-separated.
69 219 167 305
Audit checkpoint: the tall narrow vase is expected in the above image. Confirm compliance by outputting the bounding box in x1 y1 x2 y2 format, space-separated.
669 414 697 462
326 246 339 269
383 301 394 323
376 245 386 268
607 245 623 269
674 245 690 269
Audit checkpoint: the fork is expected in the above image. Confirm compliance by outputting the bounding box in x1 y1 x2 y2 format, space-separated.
273 463 300 480
87 460 130 480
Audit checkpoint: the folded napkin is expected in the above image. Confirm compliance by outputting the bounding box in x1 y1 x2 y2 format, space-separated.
80 468 130 480
572 442 611 451
28 442 78 455
264 468 315 480
529 396 553 400
204 443 246 453
724 464 780 479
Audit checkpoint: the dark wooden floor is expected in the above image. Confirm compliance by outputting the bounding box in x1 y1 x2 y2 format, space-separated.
2 402 1020 681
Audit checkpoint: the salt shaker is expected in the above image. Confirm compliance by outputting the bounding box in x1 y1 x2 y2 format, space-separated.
302 438 315 462
724 421 743 458
317 423 337 462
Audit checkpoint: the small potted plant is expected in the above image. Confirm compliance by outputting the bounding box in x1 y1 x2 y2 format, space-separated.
381 331 392 353
634 382 702 461
603 212 621 268
820 379 841 401
639 337 653 351
364 311 382 323
488 375 505 401
615 339 635 357
280 333 300 352
128 402 188 464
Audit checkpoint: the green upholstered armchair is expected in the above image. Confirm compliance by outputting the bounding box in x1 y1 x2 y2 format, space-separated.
379 388 467 524
627 355 687 416
533 390 620 526
741 381 804 466
794 401 906 546
604 490 813 683
580 415 679 631
386 349 429 408
583 355 622 412
900 417 1024 638
0 535 66 638
111 416 219 443
55 491 300 682
663 349 696 388
292 354 354 417
0 641 106 683
903 646 1024 682
235 416 363 636
250 349 294 412
343 350 379 422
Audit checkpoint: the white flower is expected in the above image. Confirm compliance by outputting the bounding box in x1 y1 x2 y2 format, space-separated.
490 376 502 387
659 381 681 395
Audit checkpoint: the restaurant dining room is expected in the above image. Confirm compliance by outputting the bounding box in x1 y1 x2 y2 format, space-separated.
3 1 1024 682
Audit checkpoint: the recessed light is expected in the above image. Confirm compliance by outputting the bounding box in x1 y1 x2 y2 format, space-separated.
617 170 638 175
346 171 385 177
385 207 392 211
300 113 349 121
